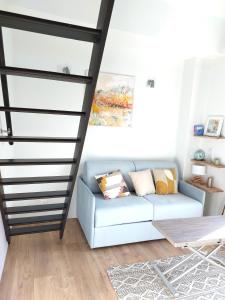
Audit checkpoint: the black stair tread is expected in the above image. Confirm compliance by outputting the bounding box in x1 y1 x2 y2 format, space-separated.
3 190 70 201
0 67 92 84
10 223 61 236
0 106 86 116
8 214 64 226
6 203 66 214
0 136 81 143
0 10 101 43
1 176 73 185
0 158 76 165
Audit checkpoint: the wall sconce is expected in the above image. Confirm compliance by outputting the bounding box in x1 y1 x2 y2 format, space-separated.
62 66 70 74
147 79 155 88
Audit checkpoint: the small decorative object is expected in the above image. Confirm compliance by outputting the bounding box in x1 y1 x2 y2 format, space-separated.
147 80 155 88
62 66 70 74
191 164 206 184
214 158 220 166
0 116 10 136
89 72 135 127
207 177 213 188
194 124 204 136
204 116 224 137
194 149 206 161
207 147 214 162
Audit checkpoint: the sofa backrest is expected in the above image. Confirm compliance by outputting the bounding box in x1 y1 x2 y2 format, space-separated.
82 159 179 194
82 160 136 193
134 160 178 177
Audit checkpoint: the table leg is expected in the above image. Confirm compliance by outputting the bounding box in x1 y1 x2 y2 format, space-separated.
153 243 224 297
153 264 180 297
188 244 225 271
164 245 205 276
171 244 223 284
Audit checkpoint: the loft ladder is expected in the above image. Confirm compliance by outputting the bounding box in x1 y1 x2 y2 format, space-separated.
0 0 115 243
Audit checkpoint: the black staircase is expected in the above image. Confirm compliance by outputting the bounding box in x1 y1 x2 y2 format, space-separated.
0 0 115 243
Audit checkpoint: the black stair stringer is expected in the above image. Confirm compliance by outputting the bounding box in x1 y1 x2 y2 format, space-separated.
0 0 115 242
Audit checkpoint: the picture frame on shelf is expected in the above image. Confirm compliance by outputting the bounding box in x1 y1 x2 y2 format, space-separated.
204 116 224 137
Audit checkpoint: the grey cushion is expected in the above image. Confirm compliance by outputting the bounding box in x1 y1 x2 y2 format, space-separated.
82 160 135 193
144 193 203 220
94 194 154 227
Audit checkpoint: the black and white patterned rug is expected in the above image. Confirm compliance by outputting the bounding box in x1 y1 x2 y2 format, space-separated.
107 247 225 299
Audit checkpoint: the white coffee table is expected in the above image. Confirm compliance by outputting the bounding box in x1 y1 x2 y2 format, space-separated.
152 216 225 297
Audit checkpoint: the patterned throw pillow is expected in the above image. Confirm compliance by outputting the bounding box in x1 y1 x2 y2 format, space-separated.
153 168 178 195
95 170 130 200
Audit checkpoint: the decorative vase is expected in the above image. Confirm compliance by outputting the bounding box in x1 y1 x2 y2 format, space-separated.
194 149 206 161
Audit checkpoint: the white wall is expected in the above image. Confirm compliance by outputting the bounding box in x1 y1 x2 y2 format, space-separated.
176 58 203 177
0 137 13 282
1 142 15 280
0 141 14 280
0 214 8 280
0 28 14 281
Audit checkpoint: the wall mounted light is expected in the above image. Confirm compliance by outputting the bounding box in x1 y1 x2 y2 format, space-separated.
147 79 155 88
62 66 70 74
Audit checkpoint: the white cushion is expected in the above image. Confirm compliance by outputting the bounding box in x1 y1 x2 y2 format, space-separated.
95 194 154 227
144 193 203 220
128 169 155 196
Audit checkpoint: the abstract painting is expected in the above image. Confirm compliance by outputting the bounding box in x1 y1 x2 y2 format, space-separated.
89 72 135 127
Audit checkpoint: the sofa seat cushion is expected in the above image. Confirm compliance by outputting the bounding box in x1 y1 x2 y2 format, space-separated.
144 193 203 220
95 194 154 227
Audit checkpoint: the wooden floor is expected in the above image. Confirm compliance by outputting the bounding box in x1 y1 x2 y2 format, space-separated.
0 219 187 300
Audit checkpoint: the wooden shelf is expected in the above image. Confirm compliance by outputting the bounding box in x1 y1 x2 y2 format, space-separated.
186 180 224 193
193 135 225 140
191 159 225 169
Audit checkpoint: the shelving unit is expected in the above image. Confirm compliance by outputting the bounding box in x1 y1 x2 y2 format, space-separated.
186 180 224 193
190 133 225 194
191 159 225 169
193 135 225 140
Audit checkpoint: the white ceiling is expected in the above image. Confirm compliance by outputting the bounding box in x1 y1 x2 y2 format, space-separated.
1 0 225 36
112 0 225 36
1 0 225 57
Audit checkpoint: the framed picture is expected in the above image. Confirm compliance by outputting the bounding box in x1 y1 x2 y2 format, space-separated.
194 124 204 136
204 116 224 137
89 72 135 127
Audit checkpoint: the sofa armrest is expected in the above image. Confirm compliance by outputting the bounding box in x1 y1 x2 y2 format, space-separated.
77 177 96 248
179 180 206 207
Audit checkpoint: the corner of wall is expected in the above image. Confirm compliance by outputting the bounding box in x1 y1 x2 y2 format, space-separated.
175 58 203 178
0 215 8 281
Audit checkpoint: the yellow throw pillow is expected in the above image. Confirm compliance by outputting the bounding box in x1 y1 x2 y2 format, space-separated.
128 169 155 196
153 168 178 195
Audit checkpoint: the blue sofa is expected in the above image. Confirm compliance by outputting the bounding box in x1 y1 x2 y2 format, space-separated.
77 160 205 248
